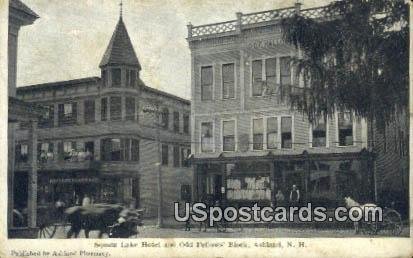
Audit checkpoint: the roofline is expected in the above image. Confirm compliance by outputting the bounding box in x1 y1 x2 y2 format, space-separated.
17 77 100 92
142 86 190 105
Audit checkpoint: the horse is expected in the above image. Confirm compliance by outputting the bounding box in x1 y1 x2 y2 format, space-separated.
344 197 378 234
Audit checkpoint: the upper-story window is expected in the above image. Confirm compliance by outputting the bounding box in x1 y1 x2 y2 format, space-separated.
252 118 264 150
281 117 292 149
101 138 139 161
101 98 108 121
267 117 278 149
101 70 107 87
222 63 235 99
223 120 236 152
338 112 353 146
173 111 180 133
111 68 121 87
161 144 169 165
183 114 190 134
311 118 327 147
161 107 169 129
280 57 291 86
265 58 277 94
15 143 28 163
84 99 95 124
201 66 213 101
126 69 137 88
125 97 136 121
201 122 213 152
173 146 180 167
39 104 54 128
252 60 263 96
181 148 191 167
38 142 54 162
110 96 122 121
61 141 76 160
58 102 77 126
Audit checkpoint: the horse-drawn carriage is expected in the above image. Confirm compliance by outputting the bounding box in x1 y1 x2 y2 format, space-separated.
37 203 144 238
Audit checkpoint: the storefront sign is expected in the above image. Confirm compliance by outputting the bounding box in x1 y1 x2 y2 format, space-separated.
49 177 99 184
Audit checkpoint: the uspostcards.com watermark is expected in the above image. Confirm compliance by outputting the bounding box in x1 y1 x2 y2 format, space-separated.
174 203 383 226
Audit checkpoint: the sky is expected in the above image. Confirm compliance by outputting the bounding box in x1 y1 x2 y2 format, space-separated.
17 0 332 99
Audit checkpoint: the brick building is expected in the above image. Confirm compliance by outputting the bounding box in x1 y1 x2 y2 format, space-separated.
187 4 379 208
13 12 192 228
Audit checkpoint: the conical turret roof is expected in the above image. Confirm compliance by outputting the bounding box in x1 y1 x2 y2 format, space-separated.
99 17 141 70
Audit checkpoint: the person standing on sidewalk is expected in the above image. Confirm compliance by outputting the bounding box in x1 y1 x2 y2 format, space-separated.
289 185 300 207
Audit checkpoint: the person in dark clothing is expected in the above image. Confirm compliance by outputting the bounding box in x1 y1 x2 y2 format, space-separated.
289 185 300 206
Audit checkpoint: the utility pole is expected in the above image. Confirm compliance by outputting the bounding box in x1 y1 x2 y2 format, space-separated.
143 101 164 228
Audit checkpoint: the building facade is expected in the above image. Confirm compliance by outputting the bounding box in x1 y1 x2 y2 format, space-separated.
14 13 192 227
187 4 376 208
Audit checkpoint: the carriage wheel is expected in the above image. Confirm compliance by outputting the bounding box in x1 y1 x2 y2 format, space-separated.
382 209 402 236
38 224 57 238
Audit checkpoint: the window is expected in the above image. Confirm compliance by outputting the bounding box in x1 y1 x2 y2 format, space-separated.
39 104 54 128
111 68 121 87
60 141 76 160
312 118 327 147
38 142 54 162
101 70 107 87
280 57 291 86
181 148 191 167
222 63 235 99
173 111 180 132
201 122 213 152
183 114 190 134
125 97 136 121
58 102 77 126
161 144 169 165
126 70 137 87
253 118 264 150
338 112 353 146
131 139 139 161
281 117 292 148
267 117 278 149
15 144 28 163
161 108 169 129
101 98 108 121
201 66 213 100
252 60 263 96
181 184 192 201
223 120 235 151
173 146 180 167
110 96 122 121
265 58 277 94
84 141 94 160
84 99 95 124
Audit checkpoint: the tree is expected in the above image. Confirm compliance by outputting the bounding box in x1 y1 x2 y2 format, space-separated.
280 0 408 128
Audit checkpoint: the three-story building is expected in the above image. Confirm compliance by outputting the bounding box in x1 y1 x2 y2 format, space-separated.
187 4 375 208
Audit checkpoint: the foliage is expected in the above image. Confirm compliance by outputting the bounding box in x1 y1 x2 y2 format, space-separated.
280 0 408 127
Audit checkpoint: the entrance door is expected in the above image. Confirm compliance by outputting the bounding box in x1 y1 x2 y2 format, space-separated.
213 175 223 202
132 178 140 208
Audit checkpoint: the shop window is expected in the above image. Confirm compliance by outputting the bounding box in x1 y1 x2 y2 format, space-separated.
173 111 180 133
201 122 213 152
312 118 327 147
173 146 180 167
38 142 54 162
161 144 169 165
131 139 139 161
338 112 353 146
110 96 122 121
125 97 136 121
267 117 278 149
58 102 77 126
161 107 169 129
183 114 190 134
223 120 235 151
101 98 108 121
252 60 263 96
253 118 264 150
84 99 95 124
201 66 213 101
111 68 121 87
39 104 54 128
181 184 192 201
265 58 277 94
222 63 235 99
280 57 291 86
281 117 292 149
15 143 28 163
